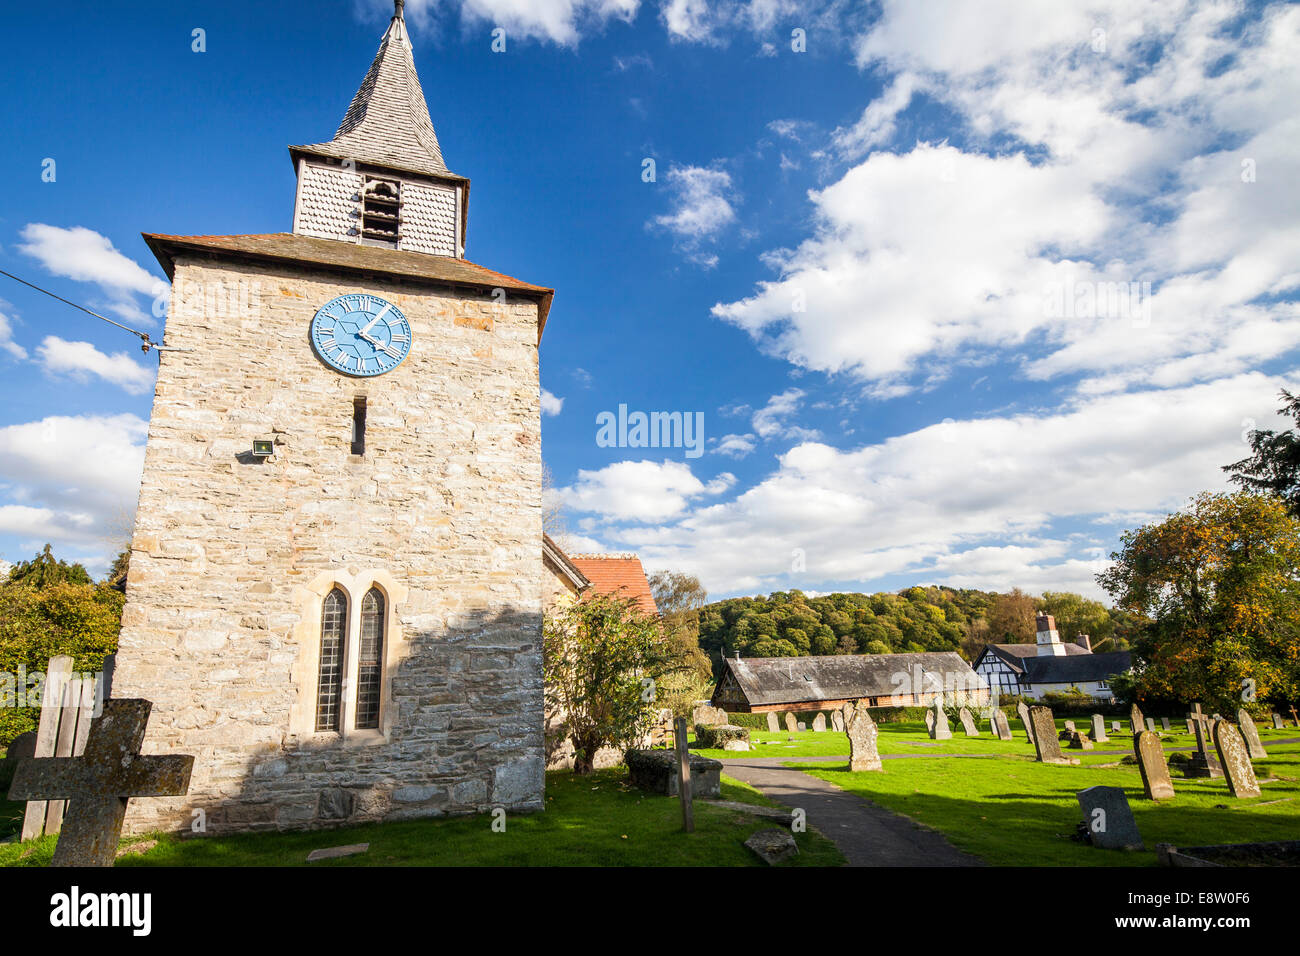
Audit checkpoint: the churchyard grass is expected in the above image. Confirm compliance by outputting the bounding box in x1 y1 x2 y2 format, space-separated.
0 768 844 867
794 741 1300 866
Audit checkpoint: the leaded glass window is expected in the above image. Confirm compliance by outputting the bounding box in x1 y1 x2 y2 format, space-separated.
316 588 347 732
356 587 385 730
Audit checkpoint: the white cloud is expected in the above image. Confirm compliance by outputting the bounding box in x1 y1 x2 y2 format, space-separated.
0 308 26 360
396 0 639 46
596 373 1295 597
541 388 565 416
713 433 757 458
832 73 916 157
557 459 734 522
751 387 819 441
36 336 156 395
652 166 738 261
18 224 157 296
0 413 148 553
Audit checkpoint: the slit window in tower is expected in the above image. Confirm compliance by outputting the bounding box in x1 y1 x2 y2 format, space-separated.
351 397 367 456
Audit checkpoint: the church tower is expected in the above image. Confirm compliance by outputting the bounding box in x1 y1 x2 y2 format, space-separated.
114 2 552 834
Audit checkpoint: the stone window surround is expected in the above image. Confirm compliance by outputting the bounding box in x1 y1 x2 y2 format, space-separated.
290 568 409 743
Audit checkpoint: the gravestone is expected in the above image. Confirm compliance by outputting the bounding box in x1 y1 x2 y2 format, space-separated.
1160 717 1171 732
1186 704 1223 779
1111 721 1121 733
930 701 952 740
744 828 799 865
1134 731 1175 800
1129 703 1144 735
6 699 193 866
766 711 780 733
1029 707 1072 764
831 710 845 733
1212 720 1261 798
846 700 882 772
1290 705 1300 727
784 712 798 734
1090 714 1108 743
1077 786 1143 850
958 707 979 737
991 710 1013 741
1068 731 1094 750
797 721 806 731
1185 719 1195 735
1145 717 1156 733
692 704 728 728
1273 714 1286 730
812 713 827 733
3 731 37 762
1236 709 1267 760
925 709 936 736
307 843 369 862
1064 719 1076 733
1017 701 1035 744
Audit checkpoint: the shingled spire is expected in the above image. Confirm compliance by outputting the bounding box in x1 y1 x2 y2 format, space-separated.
293 1 461 181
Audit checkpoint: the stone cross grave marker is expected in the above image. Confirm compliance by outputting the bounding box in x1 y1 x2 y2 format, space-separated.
1186 704 1223 778
1129 703 1144 736
1212 720 1261 798
991 709 1013 740
812 713 827 733
1273 713 1286 730
1134 731 1175 800
1077 785 1143 850
1017 700 1035 744
958 707 979 737
1236 709 1267 760
766 711 779 733
1160 717 1171 732
784 712 798 734
1290 705 1299 727
7 699 193 866
1029 706 1072 764
931 700 952 740
846 700 882 772
831 709 845 733
1090 713 1108 743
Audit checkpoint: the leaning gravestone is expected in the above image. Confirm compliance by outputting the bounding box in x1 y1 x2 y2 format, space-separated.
958 707 979 737
1185 719 1195 735
846 700 882 772
1129 703 1144 735
1213 721 1261 798
1017 701 1035 744
831 710 845 733
766 711 780 733
1134 731 1175 800
1236 709 1267 760
931 701 952 740
991 710 1013 741
1186 704 1223 779
925 708 936 736
1160 717 1171 732
1273 714 1286 730
784 712 798 734
1077 786 1143 850
1068 731 1094 750
812 713 827 733
6 699 193 866
1090 714 1108 743
1029 706 1072 764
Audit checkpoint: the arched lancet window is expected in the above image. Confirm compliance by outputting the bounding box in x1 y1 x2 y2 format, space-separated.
355 587 385 730
316 587 347 732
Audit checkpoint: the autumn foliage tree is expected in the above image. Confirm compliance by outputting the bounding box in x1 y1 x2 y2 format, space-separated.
1097 492 1300 713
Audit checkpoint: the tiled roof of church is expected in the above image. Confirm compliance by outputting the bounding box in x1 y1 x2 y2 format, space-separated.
568 554 659 616
718 653 987 708
141 232 554 339
291 8 462 182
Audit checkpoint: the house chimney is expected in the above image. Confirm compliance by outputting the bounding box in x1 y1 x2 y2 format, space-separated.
1076 634 1091 653
1035 611 1065 657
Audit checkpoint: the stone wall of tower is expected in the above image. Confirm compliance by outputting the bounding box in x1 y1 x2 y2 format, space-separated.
114 254 545 835
294 160 460 256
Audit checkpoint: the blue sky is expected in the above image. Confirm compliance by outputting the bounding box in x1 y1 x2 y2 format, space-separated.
1 0 1297 603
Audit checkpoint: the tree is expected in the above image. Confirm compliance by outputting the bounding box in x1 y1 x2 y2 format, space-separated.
646 570 713 716
1225 389 1300 516
6 544 92 589
1040 591 1114 645
985 588 1037 642
1097 491 1300 712
543 592 676 774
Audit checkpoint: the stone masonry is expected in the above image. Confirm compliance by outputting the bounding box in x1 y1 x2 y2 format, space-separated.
114 253 545 835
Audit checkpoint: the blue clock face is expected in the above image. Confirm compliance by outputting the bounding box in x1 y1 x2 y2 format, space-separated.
310 294 412 377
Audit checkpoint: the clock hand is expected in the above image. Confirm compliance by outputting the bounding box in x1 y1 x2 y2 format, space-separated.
358 331 401 357
357 304 392 338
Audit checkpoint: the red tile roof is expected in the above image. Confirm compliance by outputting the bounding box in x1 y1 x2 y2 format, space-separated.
568 554 659 617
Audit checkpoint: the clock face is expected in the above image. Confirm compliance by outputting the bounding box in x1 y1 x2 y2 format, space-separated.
310 294 412 377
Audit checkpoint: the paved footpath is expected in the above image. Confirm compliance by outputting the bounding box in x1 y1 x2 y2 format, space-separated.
722 735 1300 866
721 756 985 867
